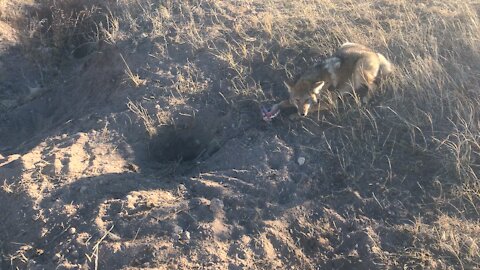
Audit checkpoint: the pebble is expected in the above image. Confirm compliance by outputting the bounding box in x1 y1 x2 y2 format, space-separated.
297 157 306 166
176 184 188 196
124 163 140 173
181 230 191 241
68 227 76 234
53 253 62 261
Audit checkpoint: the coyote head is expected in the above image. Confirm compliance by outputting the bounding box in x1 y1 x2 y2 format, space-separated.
284 80 325 117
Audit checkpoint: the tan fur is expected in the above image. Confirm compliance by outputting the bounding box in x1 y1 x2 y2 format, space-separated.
270 43 393 117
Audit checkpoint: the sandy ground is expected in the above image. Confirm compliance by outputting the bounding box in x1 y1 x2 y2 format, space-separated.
1 1 479 269
0 40 439 270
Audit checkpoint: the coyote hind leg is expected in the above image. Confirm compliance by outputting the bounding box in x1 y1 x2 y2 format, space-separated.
352 58 380 104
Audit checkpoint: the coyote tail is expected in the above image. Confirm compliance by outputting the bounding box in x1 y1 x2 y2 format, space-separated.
377 53 393 77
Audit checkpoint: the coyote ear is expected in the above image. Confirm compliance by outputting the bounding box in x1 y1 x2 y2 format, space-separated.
283 81 294 92
312 81 325 94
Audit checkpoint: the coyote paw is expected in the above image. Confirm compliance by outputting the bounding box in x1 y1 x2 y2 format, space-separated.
261 105 280 122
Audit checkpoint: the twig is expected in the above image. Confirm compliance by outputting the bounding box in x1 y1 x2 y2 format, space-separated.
87 225 114 270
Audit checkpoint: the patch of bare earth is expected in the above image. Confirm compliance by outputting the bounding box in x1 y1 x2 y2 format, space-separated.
1 0 479 269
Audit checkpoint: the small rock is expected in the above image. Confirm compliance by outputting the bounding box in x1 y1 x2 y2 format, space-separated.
176 184 188 196
68 227 76 234
240 235 251 245
126 195 136 209
181 230 191 241
237 250 247 260
28 86 43 96
297 157 306 166
124 163 140 173
53 253 62 261
210 198 224 213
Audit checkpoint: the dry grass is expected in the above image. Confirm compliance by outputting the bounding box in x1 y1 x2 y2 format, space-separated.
127 99 157 137
3 0 480 268
120 53 147 87
125 1 479 266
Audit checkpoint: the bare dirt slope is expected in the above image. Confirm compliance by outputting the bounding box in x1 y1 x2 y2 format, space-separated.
1 0 479 269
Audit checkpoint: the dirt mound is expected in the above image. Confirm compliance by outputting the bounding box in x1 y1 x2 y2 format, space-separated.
0 45 125 152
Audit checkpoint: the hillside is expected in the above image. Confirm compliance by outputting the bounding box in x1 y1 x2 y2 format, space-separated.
1 0 479 269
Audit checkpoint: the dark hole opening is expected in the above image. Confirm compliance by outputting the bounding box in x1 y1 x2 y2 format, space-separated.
149 124 220 164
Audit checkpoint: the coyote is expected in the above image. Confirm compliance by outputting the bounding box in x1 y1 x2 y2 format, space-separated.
263 42 393 120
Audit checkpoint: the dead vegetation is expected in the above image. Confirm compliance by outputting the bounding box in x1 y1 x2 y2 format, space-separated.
1 0 479 269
